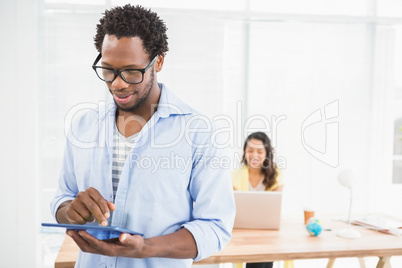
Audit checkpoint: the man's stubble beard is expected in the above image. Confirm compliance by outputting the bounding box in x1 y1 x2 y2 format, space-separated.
114 70 155 113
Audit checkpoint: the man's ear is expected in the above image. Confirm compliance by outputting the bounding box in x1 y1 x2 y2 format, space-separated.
154 54 164 72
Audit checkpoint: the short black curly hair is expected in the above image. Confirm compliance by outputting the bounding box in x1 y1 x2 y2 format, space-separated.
94 4 169 59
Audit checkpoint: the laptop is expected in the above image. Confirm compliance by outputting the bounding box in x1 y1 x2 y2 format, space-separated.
233 191 283 229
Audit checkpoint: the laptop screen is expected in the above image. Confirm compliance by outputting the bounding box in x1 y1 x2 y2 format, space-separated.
233 191 283 229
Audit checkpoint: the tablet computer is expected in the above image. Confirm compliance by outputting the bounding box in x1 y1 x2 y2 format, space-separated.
42 223 143 240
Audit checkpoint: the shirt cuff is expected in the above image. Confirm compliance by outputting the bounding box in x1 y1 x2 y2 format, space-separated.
51 196 75 222
182 220 224 262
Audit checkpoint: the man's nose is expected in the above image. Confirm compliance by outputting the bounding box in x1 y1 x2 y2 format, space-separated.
111 74 129 90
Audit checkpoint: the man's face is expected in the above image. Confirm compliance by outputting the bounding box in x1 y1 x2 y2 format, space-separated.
101 35 156 113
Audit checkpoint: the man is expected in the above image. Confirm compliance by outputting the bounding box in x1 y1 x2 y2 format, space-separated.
51 4 235 268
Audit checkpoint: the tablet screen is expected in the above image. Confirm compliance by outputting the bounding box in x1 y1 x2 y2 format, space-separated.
42 223 143 240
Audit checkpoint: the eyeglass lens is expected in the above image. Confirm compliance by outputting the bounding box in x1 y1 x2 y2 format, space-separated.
96 68 143 84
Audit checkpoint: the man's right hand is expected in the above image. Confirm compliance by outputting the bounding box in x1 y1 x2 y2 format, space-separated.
56 187 116 226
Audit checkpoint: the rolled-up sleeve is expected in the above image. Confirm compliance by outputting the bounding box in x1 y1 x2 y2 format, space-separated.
182 126 236 261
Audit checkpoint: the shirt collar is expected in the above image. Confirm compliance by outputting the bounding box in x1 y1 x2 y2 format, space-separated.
156 83 193 118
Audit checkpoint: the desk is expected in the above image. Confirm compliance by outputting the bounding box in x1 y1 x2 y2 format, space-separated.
55 216 402 268
55 235 79 268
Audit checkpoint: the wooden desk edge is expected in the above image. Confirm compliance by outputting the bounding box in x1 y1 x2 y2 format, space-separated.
55 235 77 268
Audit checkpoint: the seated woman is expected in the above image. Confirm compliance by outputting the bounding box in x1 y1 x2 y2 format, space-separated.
233 132 283 192
232 132 283 268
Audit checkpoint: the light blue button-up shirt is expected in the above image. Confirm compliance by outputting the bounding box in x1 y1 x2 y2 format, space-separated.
51 84 236 268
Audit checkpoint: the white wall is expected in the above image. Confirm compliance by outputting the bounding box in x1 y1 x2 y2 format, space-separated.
0 0 39 267
246 21 381 217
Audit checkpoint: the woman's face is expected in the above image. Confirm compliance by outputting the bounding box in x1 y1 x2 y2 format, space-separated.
245 138 267 170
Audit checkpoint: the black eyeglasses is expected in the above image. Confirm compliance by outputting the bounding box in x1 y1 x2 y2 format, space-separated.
92 53 158 84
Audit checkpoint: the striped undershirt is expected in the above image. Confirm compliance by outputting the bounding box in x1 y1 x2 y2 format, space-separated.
112 124 136 201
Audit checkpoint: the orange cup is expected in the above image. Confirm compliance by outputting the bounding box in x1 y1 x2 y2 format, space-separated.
304 208 315 225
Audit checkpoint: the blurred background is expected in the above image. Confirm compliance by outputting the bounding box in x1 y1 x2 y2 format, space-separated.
1 0 402 267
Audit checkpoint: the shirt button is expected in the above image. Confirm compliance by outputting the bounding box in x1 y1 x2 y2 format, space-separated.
109 194 113 199
100 264 107 268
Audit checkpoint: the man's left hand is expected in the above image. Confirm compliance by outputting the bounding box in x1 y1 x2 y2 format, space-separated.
67 230 148 258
